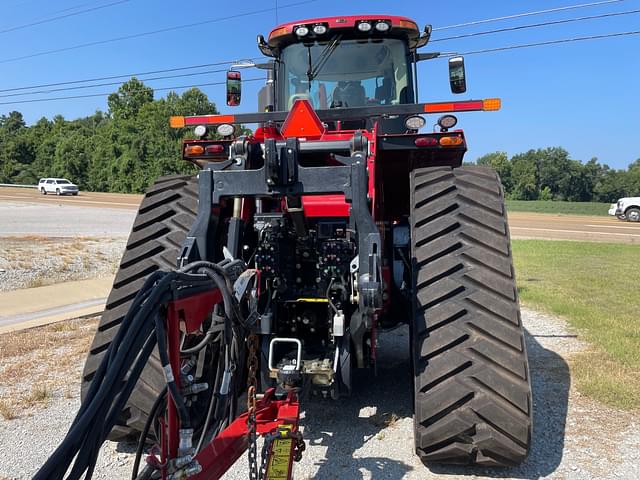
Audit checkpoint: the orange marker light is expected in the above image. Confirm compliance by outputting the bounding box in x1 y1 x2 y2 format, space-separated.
185 145 205 156
398 20 418 30
269 26 289 41
482 98 502 111
439 136 464 146
170 116 185 128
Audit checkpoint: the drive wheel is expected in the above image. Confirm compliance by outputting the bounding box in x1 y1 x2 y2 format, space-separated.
410 166 532 466
81 174 199 440
626 207 640 222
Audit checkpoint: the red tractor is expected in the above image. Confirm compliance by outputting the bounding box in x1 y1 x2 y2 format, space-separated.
75 14 531 479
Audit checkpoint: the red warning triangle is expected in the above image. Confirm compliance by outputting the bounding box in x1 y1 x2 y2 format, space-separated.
281 99 326 138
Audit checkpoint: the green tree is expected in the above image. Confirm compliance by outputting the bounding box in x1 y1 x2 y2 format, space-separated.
108 78 154 121
510 150 539 200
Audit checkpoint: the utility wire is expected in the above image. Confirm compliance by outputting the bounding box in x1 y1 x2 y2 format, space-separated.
431 8 640 42
4 28 637 105
0 0 131 35
0 58 262 93
0 0 317 64
0 66 238 98
0 77 266 106
0 0 631 98
460 30 640 56
433 0 626 31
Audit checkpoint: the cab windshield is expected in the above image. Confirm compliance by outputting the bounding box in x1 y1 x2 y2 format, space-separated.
279 37 412 110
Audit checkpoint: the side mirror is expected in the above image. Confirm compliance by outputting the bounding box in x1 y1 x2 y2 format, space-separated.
448 56 467 94
226 70 242 106
416 24 432 49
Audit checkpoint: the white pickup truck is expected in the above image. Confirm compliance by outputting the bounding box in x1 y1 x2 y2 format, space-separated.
608 197 640 222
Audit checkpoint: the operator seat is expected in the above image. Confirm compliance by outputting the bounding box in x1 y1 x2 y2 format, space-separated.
331 81 366 108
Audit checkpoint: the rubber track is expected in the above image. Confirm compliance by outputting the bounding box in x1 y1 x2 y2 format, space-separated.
410 166 532 466
81 175 198 440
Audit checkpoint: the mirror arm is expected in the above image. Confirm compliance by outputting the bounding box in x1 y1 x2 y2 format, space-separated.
255 61 276 70
415 52 441 62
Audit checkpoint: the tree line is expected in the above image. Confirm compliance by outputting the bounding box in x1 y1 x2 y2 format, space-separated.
476 149 640 202
0 78 638 199
0 78 214 193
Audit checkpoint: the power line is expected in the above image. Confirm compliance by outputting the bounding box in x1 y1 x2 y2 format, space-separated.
0 78 266 106
0 63 271 98
431 8 640 42
0 58 262 93
0 0 131 35
0 0 317 64
2 29 638 105
0 0 632 100
460 30 640 56
433 0 626 31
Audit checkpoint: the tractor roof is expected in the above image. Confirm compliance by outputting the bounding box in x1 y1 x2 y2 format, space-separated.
267 14 423 53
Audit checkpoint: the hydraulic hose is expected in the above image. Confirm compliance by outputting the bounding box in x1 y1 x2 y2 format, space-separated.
35 259 245 480
131 387 167 480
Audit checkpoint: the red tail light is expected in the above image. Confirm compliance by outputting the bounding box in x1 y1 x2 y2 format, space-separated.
205 144 225 154
415 137 438 147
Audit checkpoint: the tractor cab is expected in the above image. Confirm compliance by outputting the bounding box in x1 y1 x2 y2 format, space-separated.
227 15 465 133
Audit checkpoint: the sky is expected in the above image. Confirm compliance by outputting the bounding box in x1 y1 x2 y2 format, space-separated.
0 0 638 168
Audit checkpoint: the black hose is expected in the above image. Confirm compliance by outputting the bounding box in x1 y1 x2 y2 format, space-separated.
35 259 245 480
34 273 173 480
131 387 167 480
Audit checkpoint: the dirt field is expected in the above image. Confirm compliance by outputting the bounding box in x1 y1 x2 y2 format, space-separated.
1 187 638 243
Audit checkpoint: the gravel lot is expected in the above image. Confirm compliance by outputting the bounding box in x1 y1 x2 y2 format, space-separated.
0 307 637 480
0 200 134 291
0 237 125 291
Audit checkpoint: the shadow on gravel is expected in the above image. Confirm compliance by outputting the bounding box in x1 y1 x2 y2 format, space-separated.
427 328 570 479
301 325 570 479
301 326 415 479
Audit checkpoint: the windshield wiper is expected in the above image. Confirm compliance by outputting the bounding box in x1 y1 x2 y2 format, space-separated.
306 34 343 84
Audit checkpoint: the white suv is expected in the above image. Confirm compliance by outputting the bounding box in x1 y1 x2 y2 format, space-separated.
38 178 79 196
608 197 640 222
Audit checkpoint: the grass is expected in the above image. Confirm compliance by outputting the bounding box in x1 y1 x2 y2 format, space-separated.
506 200 611 216
512 240 640 409
0 399 15 420
0 318 98 420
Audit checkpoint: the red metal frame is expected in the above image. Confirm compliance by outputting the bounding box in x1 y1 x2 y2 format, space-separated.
158 289 301 480
191 389 300 480
163 289 223 477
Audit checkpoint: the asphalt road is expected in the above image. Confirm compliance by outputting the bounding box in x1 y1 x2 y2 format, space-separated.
1 186 639 243
0 186 141 210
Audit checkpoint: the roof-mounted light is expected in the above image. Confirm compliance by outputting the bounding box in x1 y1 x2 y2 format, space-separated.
357 21 372 32
375 21 390 32
313 24 327 35
295 25 309 37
